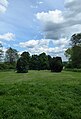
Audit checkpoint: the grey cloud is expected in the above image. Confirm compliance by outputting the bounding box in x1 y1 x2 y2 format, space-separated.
65 0 81 11
36 0 81 40
44 22 62 31
45 31 62 39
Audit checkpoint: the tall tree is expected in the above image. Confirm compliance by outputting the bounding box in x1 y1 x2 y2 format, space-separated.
47 55 52 70
29 55 39 70
5 47 19 64
38 53 49 70
65 33 81 68
21 52 30 62
50 57 63 72
71 45 81 68
20 51 30 69
16 56 28 73
0 43 4 62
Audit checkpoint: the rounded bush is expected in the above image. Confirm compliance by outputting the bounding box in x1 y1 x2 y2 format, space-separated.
50 57 63 72
16 57 28 73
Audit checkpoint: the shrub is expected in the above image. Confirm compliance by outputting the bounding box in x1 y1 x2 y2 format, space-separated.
16 57 28 73
50 57 63 72
0 63 16 71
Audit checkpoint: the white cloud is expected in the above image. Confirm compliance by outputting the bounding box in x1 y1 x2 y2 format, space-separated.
19 38 68 60
36 0 81 40
0 0 8 13
0 5 6 13
52 38 69 46
36 10 64 24
0 0 8 7
65 0 74 3
0 32 15 41
20 40 39 48
0 40 2 44
20 39 50 48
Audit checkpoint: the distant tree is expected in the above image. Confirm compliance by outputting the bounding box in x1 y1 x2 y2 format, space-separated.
16 56 28 73
21 51 30 68
47 55 52 70
29 55 39 70
38 53 49 70
4 47 19 69
29 53 49 70
50 57 63 72
0 43 4 62
21 52 30 63
5 47 19 64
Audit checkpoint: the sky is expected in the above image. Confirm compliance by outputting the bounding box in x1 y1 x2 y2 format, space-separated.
0 0 81 61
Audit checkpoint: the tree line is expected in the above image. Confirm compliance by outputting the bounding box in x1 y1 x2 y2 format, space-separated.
16 52 63 73
0 46 63 72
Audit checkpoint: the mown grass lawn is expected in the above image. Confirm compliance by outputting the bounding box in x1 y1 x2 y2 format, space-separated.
0 70 81 119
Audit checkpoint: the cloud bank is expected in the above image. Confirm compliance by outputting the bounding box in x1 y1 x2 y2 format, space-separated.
36 0 81 40
19 38 69 59
0 32 15 41
0 0 8 13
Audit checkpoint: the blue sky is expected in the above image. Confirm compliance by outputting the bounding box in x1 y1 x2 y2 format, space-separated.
0 0 81 61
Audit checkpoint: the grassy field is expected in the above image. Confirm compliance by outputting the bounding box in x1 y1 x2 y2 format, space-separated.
0 70 81 119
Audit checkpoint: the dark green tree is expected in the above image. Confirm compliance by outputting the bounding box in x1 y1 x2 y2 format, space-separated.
38 53 49 70
29 55 39 70
21 52 30 68
21 52 30 63
0 43 4 62
71 45 81 68
47 55 52 70
16 57 28 73
16 51 30 73
50 57 63 72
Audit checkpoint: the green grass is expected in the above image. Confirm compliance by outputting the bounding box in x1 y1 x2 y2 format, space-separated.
0 70 81 119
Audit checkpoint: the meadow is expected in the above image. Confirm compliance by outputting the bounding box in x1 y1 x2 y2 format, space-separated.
0 70 81 119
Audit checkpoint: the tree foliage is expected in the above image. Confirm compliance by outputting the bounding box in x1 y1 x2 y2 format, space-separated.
5 47 19 64
0 45 63 72
65 33 81 68
64 48 72 61
16 57 28 73
50 57 63 72
21 52 30 63
71 45 81 68
16 52 30 73
16 51 63 73
30 55 39 70
71 33 81 46
29 53 49 70
0 43 4 62
38 53 49 70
